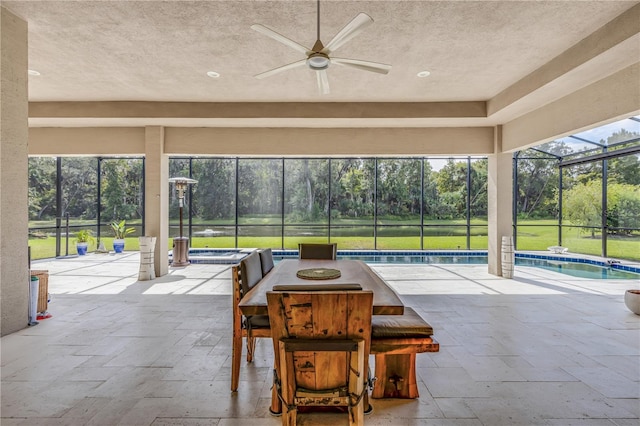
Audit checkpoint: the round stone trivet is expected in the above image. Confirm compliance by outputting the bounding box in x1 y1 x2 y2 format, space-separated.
296 268 341 280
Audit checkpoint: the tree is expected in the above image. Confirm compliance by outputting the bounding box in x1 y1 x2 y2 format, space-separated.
422 161 439 220
28 157 57 221
433 159 466 219
237 159 282 219
377 159 420 220
606 182 640 233
469 159 488 219
609 154 640 185
517 155 558 219
284 159 329 223
61 157 98 220
192 158 236 221
100 159 143 222
330 159 374 220
563 180 602 237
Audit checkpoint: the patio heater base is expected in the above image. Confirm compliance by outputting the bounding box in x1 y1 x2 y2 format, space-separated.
172 237 190 267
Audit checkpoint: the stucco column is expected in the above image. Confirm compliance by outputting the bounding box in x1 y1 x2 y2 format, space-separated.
487 126 513 276
1 8 29 335
144 126 169 277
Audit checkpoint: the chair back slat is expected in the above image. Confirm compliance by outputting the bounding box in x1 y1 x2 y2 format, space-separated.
258 248 275 276
267 289 373 394
298 243 337 260
240 251 262 294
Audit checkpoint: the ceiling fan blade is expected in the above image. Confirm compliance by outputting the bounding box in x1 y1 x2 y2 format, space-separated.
251 24 309 54
316 70 330 95
254 59 307 79
331 57 391 74
322 12 373 54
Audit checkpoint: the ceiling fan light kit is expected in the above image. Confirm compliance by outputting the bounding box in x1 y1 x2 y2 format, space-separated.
307 54 330 70
252 0 390 95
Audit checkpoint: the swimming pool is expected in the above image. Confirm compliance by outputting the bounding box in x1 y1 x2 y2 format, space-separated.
514 256 640 279
180 249 640 279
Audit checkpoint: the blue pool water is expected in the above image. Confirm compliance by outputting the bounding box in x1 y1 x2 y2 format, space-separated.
514 257 639 280
181 249 640 279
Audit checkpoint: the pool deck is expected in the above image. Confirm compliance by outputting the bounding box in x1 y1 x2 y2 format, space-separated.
2 252 639 425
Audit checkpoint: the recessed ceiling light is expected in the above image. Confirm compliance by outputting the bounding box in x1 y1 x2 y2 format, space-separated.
206 71 220 78
28 69 40 76
417 70 430 78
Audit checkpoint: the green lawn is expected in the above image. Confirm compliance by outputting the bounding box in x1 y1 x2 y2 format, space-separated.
29 220 640 261
29 236 141 259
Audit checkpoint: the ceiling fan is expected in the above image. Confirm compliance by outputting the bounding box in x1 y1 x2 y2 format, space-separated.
251 0 391 95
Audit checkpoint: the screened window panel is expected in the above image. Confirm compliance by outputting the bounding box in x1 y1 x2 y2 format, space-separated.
469 226 488 249
237 225 282 248
61 157 98 223
469 158 488 222
284 159 329 225
562 166 602 231
376 159 421 225
330 159 375 226
283 226 329 249
516 156 559 221
377 226 421 250
423 158 467 223
329 225 374 249
168 158 192 229
100 158 143 231
561 226 602 256
423 225 467 249
238 159 283 225
191 158 236 223
516 225 559 251
606 154 640 261
191 226 235 248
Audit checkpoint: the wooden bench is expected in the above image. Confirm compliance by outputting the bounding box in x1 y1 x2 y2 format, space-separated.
370 307 439 399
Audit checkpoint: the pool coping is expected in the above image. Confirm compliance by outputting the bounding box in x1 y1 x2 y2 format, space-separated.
177 248 640 273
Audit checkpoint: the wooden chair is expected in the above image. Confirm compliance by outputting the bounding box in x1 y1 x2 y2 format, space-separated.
231 251 271 392
298 243 337 260
267 284 373 426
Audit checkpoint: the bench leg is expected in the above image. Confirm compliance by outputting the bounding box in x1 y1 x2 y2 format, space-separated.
372 353 419 399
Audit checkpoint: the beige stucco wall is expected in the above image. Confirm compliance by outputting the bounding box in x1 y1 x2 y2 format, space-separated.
28 101 487 121
164 127 495 156
502 62 640 152
1 8 29 336
28 127 145 156
27 126 496 157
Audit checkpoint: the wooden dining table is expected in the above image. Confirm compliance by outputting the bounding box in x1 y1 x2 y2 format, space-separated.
238 258 405 316
238 258 405 415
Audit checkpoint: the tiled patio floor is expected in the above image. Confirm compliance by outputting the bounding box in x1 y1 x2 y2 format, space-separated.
2 252 639 425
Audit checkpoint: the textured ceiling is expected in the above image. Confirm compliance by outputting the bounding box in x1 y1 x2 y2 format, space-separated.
4 0 638 104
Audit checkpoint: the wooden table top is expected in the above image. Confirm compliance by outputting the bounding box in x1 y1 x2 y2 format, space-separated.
238 259 404 316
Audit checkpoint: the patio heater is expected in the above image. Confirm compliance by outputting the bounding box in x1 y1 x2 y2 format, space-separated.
169 177 197 267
